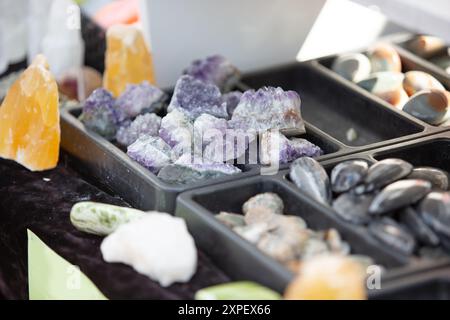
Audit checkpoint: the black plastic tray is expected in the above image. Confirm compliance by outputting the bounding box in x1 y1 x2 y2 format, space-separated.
60 96 345 213
313 37 450 129
176 132 450 294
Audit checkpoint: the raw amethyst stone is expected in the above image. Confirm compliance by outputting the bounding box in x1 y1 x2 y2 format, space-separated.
80 88 126 140
260 131 322 165
158 156 241 185
289 138 323 159
194 114 228 148
127 136 174 174
228 87 305 134
159 109 193 157
168 75 228 120
116 113 162 147
222 91 243 116
183 55 240 92
116 81 167 118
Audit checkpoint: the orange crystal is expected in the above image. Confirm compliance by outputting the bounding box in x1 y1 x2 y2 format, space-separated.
0 55 60 171
284 255 367 300
103 24 156 97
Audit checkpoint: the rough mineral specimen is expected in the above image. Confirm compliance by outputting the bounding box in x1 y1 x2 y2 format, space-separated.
157 157 241 184
0 55 60 171
183 55 240 92
159 109 193 156
116 113 162 146
193 114 228 148
229 87 305 134
203 131 254 163
222 91 243 116
127 136 174 174
116 81 166 118
260 131 323 165
80 88 127 140
103 24 156 97
168 75 228 119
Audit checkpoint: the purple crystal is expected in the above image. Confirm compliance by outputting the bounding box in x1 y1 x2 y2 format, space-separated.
222 91 243 116
127 136 173 174
116 113 162 147
159 109 193 157
168 75 228 119
80 88 126 140
157 155 241 184
260 131 323 165
203 129 256 163
289 138 323 159
228 87 305 134
183 55 240 91
194 114 228 148
115 81 166 118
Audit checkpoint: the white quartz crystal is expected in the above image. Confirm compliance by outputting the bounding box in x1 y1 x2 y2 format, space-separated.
101 213 197 287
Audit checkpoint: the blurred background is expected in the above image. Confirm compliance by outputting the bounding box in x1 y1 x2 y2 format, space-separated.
0 0 449 87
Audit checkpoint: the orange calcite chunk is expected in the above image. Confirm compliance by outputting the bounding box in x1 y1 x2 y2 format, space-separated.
103 25 156 97
284 255 367 300
0 55 60 171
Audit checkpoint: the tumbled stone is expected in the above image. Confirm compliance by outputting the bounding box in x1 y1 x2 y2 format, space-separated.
183 55 240 92
357 72 409 109
159 109 193 157
229 87 305 135
222 91 243 116
260 131 322 165
127 136 173 174
368 44 402 73
408 35 446 58
80 88 126 140
403 71 445 97
116 81 166 118
402 90 450 125
116 113 161 146
331 53 371 82
168 75 228 120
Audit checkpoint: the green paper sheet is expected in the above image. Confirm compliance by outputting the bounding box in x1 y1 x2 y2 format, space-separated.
27 229 107 300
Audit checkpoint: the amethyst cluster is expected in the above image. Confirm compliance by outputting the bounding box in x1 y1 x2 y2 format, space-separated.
116 81 166 117
168 75 229 120
80 88 126 140
229 87 306 135
80 82 166 142
183 55 240 92
260 131 323 165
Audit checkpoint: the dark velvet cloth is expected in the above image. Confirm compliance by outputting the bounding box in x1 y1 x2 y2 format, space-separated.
0 159 229 299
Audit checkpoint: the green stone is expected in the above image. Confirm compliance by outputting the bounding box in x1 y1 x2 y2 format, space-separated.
195 282 282 300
